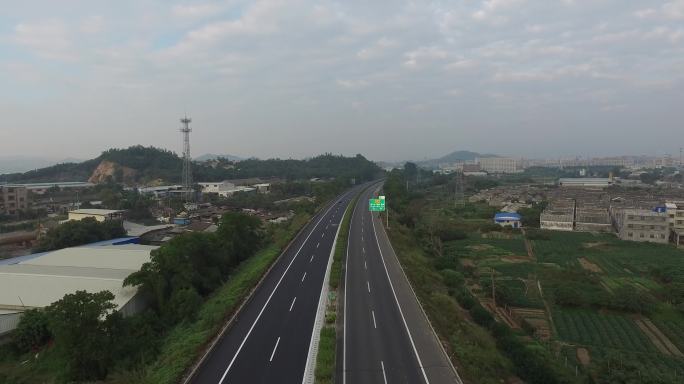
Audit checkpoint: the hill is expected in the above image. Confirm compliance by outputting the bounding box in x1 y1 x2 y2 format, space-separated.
417 150 498 168
0 146 382 185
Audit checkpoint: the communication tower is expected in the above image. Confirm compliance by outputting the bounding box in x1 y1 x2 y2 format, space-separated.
180 115 193 202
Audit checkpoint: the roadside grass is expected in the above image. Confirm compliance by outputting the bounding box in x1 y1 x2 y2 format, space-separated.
0 343 65 384
118 213 312 384
386 220 517 384
314 192 358 384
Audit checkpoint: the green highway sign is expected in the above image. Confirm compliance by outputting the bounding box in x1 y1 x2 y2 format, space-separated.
369 196 386 212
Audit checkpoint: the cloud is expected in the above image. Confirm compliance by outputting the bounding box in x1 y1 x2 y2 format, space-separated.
635 1 684 20
403 46 448 69
356 37 397 60
2 0 684 161
172 3 224 18
12 20 75 60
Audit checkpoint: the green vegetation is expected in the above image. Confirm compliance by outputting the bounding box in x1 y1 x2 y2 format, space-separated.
385 165 684 382
0 211 310 384
1 146 382 185
35 217 126 252
138 213 309 384
315 192 358 383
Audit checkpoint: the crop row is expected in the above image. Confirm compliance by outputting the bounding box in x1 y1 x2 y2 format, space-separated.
553 309 656 353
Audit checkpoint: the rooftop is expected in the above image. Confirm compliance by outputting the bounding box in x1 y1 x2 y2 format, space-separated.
69 209 125 216
0 244 155 311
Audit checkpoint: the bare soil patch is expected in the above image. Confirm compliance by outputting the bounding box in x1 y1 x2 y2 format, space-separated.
579 257 603 273
576 348 591 366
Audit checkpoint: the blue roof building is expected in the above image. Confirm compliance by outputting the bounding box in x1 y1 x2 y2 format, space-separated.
494 212 522 228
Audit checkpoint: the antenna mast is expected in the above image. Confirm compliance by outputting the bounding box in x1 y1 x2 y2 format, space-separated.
180 115 193 202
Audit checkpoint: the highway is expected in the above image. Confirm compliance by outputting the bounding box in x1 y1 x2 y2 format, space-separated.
188 186 363 384
342 185 463 384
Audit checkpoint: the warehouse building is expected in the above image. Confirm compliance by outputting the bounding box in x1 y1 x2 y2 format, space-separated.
575 207 612 232
540 200 575 231
558 178 613 188
0 243 155 338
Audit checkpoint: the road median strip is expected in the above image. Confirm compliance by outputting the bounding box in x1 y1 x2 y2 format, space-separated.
313 191 361 384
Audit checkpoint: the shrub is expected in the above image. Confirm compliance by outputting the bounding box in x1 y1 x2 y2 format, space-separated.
456 292 476 310
470 305 495 328
12 309 51 352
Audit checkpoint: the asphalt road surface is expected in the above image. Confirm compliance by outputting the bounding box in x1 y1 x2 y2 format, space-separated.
342 185 463 384
189 186 363 384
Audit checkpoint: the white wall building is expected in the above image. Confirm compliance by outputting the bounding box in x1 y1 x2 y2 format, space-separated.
198 181 256 198
0 244 155 337
478 157 520 174
67 209 125 222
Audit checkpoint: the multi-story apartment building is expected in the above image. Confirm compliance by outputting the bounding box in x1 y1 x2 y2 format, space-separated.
613 208 669 244
666 202 684 246
0 185 28 216
478 157 519 174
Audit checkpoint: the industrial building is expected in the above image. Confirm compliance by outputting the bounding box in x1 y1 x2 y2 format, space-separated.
540 200 575 231
67 209 125 222
558 178 613 188
3 182 94 195
198 181 256 197
0 185 28 216
478 157 519 174
138 185 184 198
575 207 612 232
0 242 154 338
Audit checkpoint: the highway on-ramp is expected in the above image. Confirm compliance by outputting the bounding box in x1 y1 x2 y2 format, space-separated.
342 184 463 384
188 186 363 384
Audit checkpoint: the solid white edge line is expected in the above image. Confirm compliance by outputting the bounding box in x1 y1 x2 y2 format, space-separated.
375 203 465 384
371 211 431 384
302 191 350 384
269 337 281 362
381 361 388 384
289 297 297 312
216 194 345 384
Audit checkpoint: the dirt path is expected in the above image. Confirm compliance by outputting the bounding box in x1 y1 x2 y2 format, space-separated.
634 317 683 356
640 318 684 357
578 257 602 273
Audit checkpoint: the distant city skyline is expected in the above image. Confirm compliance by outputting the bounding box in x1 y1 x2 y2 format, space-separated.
1 1 683 162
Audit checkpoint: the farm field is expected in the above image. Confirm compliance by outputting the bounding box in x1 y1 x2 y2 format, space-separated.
438 199 684 381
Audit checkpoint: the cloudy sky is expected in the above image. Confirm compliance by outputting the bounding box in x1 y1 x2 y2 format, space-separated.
1 0 683 162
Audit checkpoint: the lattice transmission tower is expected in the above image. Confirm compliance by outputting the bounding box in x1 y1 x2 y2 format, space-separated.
180 115 193 202
454 171 465 207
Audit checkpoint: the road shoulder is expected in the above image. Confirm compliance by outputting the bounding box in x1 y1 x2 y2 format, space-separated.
372 212 463 384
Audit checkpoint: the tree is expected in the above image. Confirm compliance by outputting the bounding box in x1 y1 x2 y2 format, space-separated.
12 309 51 352
36 217 126 252
46 290 117 381
216 212 264 262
